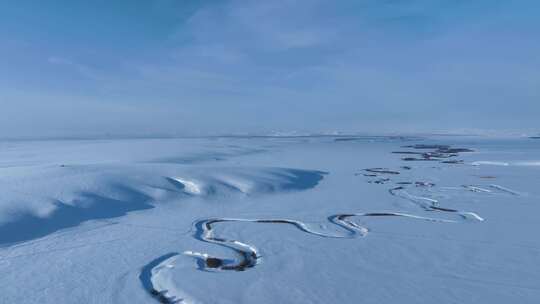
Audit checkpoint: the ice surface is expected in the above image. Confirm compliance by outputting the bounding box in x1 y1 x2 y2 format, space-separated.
0 136 539 303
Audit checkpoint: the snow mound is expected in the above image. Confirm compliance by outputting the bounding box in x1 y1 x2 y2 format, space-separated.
0 165 326 245
167 168 326 196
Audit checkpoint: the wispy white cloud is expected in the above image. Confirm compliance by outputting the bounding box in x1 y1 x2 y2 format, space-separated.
47 56 102 80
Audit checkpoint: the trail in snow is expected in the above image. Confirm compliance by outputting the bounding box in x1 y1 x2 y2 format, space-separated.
141 143 518 303
141 212 456 303
365 144 486 221
187 213 456 272
388 186 485 221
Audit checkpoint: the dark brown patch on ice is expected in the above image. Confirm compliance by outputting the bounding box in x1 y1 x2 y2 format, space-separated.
477 175 497 179
441 160 464 164
206 258 223 268
368 178 391 184
364 168 400 175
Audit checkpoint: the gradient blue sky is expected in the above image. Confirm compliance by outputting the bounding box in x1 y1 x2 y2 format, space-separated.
1 0 539 137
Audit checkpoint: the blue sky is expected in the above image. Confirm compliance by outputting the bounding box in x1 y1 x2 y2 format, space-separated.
1 0 539 137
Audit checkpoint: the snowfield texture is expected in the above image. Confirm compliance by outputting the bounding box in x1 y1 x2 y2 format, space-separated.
0 136 539 303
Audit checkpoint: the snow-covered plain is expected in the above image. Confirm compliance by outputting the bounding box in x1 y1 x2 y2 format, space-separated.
1 136 539 303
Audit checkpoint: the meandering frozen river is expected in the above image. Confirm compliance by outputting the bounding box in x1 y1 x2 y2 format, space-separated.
1 135 539 303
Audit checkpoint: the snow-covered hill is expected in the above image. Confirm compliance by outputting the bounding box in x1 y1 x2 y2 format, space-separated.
1 136 539 303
